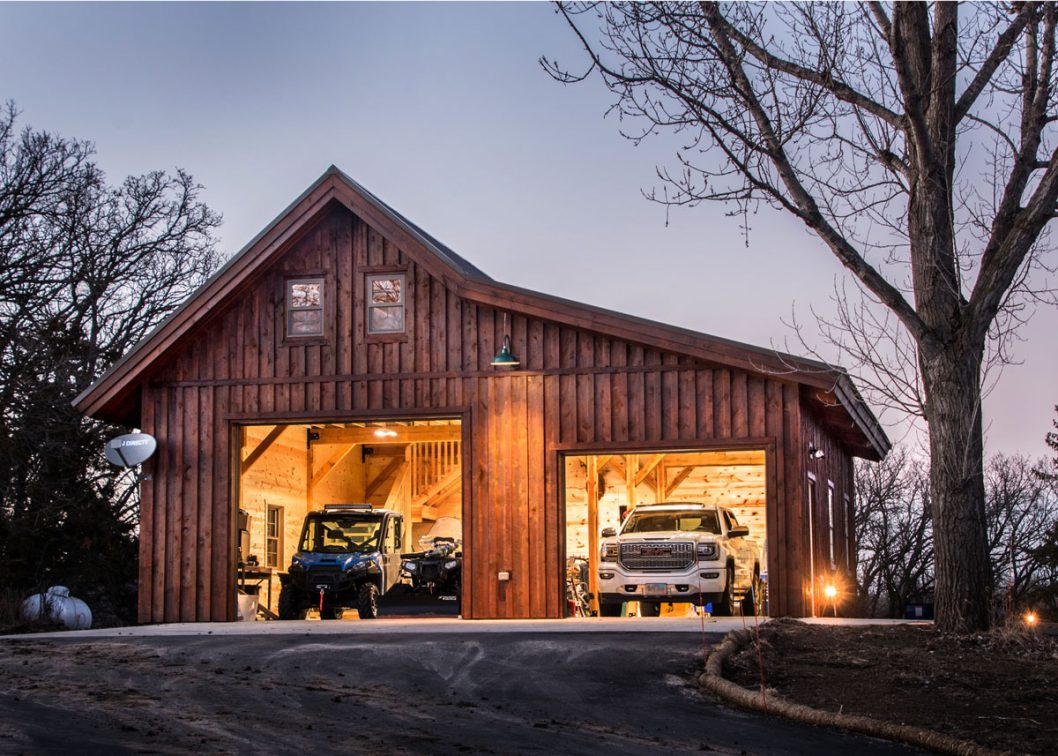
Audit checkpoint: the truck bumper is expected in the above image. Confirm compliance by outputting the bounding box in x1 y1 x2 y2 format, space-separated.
597 565 726 604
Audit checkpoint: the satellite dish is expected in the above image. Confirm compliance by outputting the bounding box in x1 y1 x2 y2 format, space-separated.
105 433 157 468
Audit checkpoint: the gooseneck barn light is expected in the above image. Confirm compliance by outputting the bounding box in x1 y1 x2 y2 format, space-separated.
491 313 520 368
808 443 825 460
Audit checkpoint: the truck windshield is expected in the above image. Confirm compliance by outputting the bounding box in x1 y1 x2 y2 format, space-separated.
622 510 721 535
300 516 383 554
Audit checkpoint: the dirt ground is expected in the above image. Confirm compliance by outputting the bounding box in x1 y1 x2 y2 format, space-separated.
723 619 1058 755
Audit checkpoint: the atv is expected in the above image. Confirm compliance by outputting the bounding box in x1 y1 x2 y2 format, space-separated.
278 504 404 620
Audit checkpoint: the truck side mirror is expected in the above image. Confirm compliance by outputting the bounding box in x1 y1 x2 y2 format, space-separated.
729 526 750 538
601 527 617 538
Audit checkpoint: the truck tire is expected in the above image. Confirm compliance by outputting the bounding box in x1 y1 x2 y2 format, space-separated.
278 584 305 620
742 568 765 617
357 583 379 619
598 600 622 617
714 565 735 616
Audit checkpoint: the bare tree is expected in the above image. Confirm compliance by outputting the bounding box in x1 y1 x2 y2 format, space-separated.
0 103 221 624
545 2 1058 631
854 448 934 617
985 453 1058 612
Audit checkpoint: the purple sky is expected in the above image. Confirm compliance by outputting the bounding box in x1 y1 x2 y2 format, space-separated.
2 2 1055 459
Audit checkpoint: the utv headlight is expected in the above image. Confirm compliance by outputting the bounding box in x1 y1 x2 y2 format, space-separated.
696 543 719 560
403 561 417 573
601 544 618 562
444 559 459 570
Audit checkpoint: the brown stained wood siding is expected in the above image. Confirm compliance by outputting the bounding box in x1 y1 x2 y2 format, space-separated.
800 400 855 593
136 204 832 622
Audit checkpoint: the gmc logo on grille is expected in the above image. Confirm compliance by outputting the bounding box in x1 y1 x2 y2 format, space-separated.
640 546 672 556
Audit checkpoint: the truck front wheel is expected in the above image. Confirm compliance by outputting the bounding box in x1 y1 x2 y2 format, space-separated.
713 565 735 616
357 583 379 619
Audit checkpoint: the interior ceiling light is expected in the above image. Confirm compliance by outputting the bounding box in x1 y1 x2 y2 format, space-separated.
374 428 398 438
491 313 520 368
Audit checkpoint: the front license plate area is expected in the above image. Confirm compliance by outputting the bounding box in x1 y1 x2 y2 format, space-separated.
644 583 668 597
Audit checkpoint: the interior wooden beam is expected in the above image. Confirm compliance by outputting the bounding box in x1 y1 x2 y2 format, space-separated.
593 455 613 473
309 443 359 490
240 425 285 475
635 454 666 486
365 457 406 500
314 425 461 445
665 466 695 498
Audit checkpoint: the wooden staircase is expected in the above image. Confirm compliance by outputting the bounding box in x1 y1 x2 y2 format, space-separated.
384 440 462 522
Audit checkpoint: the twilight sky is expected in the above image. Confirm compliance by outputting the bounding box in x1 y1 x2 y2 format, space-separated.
2 2 1055 458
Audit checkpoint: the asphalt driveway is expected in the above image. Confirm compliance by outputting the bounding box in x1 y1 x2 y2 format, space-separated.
0 628 921 755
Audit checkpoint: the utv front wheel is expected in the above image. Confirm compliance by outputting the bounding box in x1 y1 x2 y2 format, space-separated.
357 583 379 619
278 584 305 620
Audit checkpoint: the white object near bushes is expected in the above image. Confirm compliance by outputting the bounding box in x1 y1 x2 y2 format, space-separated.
21 586 92 630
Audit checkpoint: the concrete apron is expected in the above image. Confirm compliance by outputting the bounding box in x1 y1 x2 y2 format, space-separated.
3 615 928 640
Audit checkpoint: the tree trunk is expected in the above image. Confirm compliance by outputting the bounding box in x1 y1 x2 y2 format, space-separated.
921 344 992 633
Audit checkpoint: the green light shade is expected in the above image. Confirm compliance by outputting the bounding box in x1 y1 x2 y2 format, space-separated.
491 335 520 367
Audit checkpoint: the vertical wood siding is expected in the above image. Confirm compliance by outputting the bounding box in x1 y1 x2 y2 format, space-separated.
138 204 822 621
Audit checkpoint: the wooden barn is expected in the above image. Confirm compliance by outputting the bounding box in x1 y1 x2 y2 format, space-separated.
75 166 889 623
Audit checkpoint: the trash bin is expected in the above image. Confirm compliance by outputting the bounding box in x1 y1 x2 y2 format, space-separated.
237 592 259 621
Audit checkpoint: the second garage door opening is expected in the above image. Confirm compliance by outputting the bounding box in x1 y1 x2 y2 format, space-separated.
564 449 769 619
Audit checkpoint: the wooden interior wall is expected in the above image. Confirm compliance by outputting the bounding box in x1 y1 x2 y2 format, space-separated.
137 203 818 622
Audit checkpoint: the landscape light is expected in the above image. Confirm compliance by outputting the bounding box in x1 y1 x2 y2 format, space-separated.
823 584 838 600
1024 611 1039 627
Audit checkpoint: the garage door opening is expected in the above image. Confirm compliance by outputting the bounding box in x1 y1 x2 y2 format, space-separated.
564 449 769 619
234 418 462 620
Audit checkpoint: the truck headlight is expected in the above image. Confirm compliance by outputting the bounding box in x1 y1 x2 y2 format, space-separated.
696 543 719 560
600 544 618 562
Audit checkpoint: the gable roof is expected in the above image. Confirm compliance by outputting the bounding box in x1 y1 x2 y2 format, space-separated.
74 166 890 460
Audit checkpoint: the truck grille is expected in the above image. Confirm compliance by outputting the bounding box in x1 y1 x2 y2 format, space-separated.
619 541 694 571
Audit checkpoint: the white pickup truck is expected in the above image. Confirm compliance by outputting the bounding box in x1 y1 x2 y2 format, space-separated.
597 502 763 617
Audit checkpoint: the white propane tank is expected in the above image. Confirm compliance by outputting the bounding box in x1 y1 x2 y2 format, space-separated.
20 586 93 630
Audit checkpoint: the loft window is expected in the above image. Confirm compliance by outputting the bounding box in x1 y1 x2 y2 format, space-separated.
286 277 324 337
266 505 283 568
366 273 405 334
